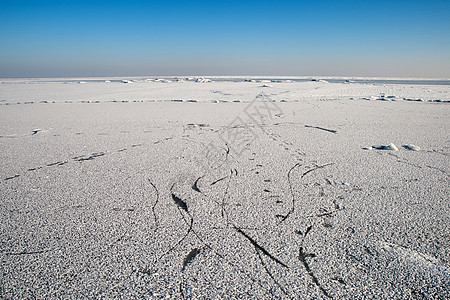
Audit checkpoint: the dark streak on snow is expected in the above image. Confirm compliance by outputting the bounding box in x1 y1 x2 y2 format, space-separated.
297 225 332 298
4 174 20 181
305 125 337 134
211 176 227 185
148 179 160 232
234 226 288 268
5 249 52 255
255 247 289 296
192 176 203 193
172 193 188 213
182 248 200 271
278 162 302 222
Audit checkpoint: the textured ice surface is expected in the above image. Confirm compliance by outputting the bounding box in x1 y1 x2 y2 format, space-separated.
0 80 449 298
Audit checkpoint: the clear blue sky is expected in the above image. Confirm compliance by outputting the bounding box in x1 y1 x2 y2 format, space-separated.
1 0 449 77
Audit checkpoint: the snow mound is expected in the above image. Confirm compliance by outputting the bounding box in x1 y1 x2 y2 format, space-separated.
371 143 399 151
196 78 212 83
379 241 440 265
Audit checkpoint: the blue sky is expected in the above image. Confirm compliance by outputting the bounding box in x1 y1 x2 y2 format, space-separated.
1 0 449 77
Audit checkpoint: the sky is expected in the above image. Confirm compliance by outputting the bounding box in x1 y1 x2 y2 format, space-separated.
1 0 449 78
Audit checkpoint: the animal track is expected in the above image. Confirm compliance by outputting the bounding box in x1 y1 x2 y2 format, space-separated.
2 141 161 181
74 152 106 162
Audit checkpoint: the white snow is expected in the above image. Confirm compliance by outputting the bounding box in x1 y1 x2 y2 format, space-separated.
387 143 399 151
0 78 449 298
196 77 212 83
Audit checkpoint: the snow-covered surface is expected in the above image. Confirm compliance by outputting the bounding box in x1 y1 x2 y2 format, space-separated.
0 79 449 298
0 77 449 104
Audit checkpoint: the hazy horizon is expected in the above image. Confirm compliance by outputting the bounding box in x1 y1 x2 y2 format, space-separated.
1 0 449 78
